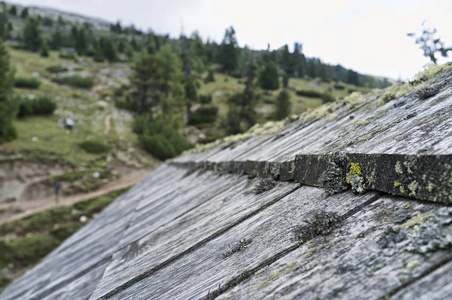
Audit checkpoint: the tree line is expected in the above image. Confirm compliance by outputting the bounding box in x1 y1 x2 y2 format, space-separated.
0 2 393 160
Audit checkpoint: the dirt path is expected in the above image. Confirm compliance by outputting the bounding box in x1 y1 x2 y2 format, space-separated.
0 169 151 225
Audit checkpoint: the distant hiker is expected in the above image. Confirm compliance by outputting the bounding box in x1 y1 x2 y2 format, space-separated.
53 182 62 204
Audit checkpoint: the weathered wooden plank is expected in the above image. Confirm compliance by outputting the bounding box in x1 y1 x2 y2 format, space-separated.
100 188 379 299
42 260 109 300
90 176 299 299
218 195 451 300
116 171 249 248
388 260 452 300
0 165 188 300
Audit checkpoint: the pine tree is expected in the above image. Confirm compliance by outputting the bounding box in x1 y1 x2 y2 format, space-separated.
0 39 17 143
9 5 16 16
225 63 258 134
71 26 87 55
50 30 62 50
274 90 291 120
40 39 49 57
131 44 184 114
292 43 306 78
20 7 28 19
22 17 42 52
0 2 10 40
218 27 238 74
258 61 279 91
98 36 118 62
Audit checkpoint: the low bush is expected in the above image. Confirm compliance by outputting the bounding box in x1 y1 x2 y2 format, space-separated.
333 82 346 90
52 75 94 89
321 92 335 103
0 188 126 287
17 96 56 118
263 98 274 104
46 65 68 74
59 52 76 60
0 125 18 144
204 69 215 83
0 234 60 268
78 140 111 154
134 115 193 160
188 105 218 125
14 76 41 89
198 94 212 104
296 89 323 98
115 98 138 112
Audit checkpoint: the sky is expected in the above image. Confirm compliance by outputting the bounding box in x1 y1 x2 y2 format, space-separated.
9 0 452 80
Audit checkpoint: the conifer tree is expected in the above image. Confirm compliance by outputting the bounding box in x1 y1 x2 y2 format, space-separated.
0 39 17 143
22 17 42 51
20 7 28 19
0 2 10 40
274 90 291 120
218 26 238 74
258 61 279 91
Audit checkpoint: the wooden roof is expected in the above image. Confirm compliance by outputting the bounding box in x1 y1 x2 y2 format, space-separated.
2 65 452 300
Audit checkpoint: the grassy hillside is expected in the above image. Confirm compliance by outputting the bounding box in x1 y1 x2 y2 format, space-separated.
0 188 128 290
0 46 157 203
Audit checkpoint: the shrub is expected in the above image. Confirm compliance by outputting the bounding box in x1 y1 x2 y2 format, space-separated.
0 233 60 268
78 140 111 154
321 92 335 103
198 94 212 104
204 69 215 83
274 90 291 120
17 96 56 118
115 98 138 112
14 76 41 89
139 134 176 160
0 125 18 144
52 75 94 89
188 105 218 125
59 52 76 60
46 65 68 74
134 115 193 160
263 98 274 104
41 40 49 58
296 89 323 98
334 82 346 90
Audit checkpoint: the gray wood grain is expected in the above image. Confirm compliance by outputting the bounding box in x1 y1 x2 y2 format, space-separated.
219 195 449 300
105 188 379 299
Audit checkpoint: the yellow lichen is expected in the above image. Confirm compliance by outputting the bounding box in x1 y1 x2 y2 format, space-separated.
405 260 421 271
346 162 362 184
329 113 338 121
343 92 366 109
427 182 435 192
403 161 413 174
395 161 403 174
352 119 369 127
394 181 402 187
414 63 452 82
407 181 419 197
402 212 433 231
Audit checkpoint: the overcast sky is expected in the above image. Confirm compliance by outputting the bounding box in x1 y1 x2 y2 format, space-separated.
9 0 452 80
